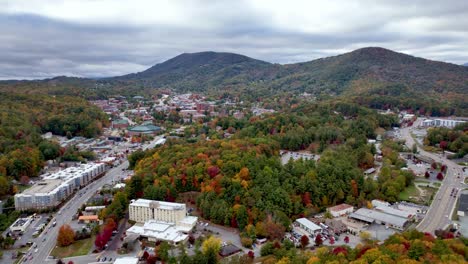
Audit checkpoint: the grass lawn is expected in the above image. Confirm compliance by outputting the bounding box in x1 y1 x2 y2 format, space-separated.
50 236 94 259
399 183 419 201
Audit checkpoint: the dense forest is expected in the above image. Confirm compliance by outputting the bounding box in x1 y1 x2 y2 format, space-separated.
126 102 413 234
0 93 108 196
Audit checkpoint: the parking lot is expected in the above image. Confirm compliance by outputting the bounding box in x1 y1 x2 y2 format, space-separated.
7 214 51 248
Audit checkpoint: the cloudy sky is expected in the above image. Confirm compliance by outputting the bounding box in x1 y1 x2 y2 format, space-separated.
1 0 467 79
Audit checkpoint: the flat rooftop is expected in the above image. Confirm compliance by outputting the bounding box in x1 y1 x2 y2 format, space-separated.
130 199 186 211
21 179 63 195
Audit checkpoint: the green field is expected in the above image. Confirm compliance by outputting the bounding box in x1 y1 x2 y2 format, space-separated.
399 183 419 201
50 237 94 259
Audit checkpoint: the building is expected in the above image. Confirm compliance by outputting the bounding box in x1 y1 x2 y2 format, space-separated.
78 215 100 224
113 257 139 264
84 206 106 214
127 220 189 245
294 218 322 235
397 202 428 215
127 124 161 136
328 204 354 217
112 119 129 129
10 217 32 232
219 244 242 257
421 118 466 128
14 163 107 211
349 208 409 230
457 193 468 217
129 199 188 224
127 199 198 245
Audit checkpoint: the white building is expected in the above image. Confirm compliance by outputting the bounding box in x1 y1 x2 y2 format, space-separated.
10 217 32 232
421 118 466 128
294 218 322 235
127 199 197 245
350 208 409 230
113 257 139 264
328 204 354 217
14 163 107 211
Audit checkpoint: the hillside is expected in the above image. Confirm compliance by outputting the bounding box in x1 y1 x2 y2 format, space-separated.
108 51 276 92
1 47 467 114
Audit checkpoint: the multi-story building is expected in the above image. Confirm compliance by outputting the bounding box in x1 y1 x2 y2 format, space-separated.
129 199 187 224
14 163 107 211
127 199 198 245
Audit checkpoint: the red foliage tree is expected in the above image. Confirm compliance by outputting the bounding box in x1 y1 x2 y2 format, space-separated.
329 236 335 245
300 235 309 248
247 251 255 259
20 175 30 185
146 255 157 264
332 246 348 255
302 192 311 206
440 141 448 150
436 172 444 180
142 251 149 260
441 164 447 173
344 236 350 244
431 162 438 170
315 234 323 246
424 171 430 178
207 166 220 178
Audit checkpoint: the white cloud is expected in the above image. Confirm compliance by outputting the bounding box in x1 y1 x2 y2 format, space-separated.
0 0 467 79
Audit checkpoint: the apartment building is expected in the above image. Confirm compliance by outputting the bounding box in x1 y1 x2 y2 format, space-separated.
14 163 107 211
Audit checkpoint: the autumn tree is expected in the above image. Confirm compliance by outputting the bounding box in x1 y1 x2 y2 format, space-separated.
315 234 323 246
300 235 309 249
57 225 75 247
436 172 444 181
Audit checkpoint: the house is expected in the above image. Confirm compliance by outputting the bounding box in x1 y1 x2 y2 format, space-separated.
219 244 242 257
328 204 354 217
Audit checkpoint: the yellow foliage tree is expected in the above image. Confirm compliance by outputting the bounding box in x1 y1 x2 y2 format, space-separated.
202 236 221 255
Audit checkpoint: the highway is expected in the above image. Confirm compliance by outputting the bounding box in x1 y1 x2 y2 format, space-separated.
400 118 465 234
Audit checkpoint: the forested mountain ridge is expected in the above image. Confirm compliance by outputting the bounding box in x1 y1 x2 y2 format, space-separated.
1 47 467 114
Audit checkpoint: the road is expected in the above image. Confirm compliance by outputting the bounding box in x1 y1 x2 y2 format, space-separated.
29 136 164 264
29 160 129 264
400 118 465 234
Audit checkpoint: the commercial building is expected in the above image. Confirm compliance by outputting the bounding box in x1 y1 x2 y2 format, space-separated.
421 118 466 128
127 199 198 245
114 257 139 264
10 217 33 233
113 257 139 264
328 204 354 217
78 215 100 224
127 124 161 136
294 218 322 235
111 119 129 129
457 193 468 217
349 208 409 230
397 202 428 215
14 163 107 211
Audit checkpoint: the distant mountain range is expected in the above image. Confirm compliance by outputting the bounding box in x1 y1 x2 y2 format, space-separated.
463 63 468 66
1 47 467 113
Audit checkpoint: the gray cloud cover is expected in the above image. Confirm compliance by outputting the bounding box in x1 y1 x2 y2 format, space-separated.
1 0 467 79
